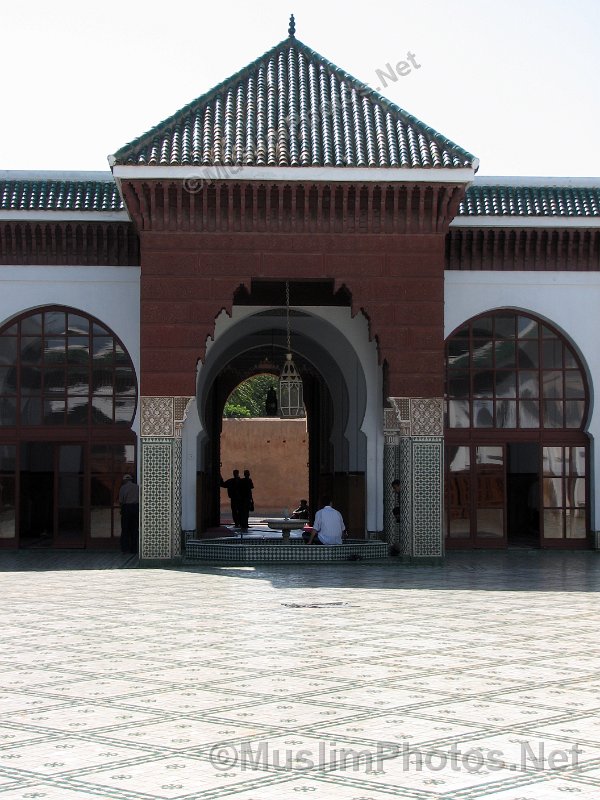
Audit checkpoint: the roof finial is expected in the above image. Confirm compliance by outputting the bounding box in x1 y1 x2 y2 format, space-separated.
288 14 296 37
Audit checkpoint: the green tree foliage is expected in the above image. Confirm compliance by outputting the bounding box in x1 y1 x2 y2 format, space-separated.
223 374 278 417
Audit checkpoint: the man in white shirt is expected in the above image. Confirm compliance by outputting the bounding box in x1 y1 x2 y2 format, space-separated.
306 496 346 545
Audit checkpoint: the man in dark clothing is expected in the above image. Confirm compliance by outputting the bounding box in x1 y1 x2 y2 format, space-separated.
119 474 139 554
220 470 241 527
238 471 254 532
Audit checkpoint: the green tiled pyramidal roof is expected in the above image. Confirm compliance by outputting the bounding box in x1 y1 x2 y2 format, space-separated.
112 35 476 170
0 173 123 212
459 184 600 217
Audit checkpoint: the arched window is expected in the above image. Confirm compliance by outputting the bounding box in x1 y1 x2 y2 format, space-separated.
0 307 137 428
444 310 589 548
445 311 587 431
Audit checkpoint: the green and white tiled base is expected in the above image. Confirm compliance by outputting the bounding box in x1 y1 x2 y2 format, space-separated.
186 538 389 562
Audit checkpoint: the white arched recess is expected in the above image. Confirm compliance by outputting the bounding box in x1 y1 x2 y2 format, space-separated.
181 305 384 533
445 271 599 537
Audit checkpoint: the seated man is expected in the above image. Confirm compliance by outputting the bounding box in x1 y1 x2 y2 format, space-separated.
291 499 309 519
306 496 346 545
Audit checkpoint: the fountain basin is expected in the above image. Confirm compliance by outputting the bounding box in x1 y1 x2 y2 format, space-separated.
185 537 388 563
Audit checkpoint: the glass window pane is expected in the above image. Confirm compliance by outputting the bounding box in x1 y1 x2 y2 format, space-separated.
90 507 113 538
0 366 17 395
570 447 586 477
44 312 67 335
0 338 17 365
496 399 517 428
91 475 115 506
21 314 42 335
21 337 42 364
519 371 539 398
20 396 42 425
43 368 66 395
91 396 113 424
518 400 539 428
564 349 578 369
542 371 563 398
565 509 586 539
495 314 516 339
448 400 470 428
93 337 114 362
447 446 471 539
565 477 585 509
67 367 89 395
473 399 494 428
518 316 538 338
114 344 129 366
565 401 585 429
92 321 110 335
542 339 563 368
44 338 66 364
472 340 493 367
517 340 539 368
543 477 563 507
117 444 135 476
0 444 16 539
92 368 114 393
565 372 585 399
495 371 516 398
115 397 136 424
58 508 84 540
543 400 563 428
476 508 504 538
67 337 89 364
67 314 90 335
543 509 564 538
447 339 470 367
473 371 494 398
543 447 564 476
0 445 16 471
115 367 136 395
43 398 65 424
66 397 89 424
0 398 17 426
495 340 516 368
472 317 493 337
21 366 41 394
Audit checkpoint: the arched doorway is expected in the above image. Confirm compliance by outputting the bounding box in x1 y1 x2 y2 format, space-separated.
186 287 382 537
444 310 590 548
0 306 137 549
219 373 309 519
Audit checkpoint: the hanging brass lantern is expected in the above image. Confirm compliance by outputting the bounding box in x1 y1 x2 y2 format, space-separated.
278 281 304 418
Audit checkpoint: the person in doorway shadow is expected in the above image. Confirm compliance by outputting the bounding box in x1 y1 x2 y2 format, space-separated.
119 474 139 554
220 470 241 528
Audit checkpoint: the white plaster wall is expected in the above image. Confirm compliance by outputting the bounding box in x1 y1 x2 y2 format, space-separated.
445 270 600 531
0 265 141 433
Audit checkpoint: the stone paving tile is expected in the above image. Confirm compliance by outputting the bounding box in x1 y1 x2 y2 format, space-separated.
0 550 598 799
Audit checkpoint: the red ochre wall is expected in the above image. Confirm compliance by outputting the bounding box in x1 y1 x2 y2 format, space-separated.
220 418 309 517
139 232 446 400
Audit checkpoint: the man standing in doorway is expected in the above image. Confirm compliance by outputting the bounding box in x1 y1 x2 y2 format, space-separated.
119 474 139 554
220 470 241 528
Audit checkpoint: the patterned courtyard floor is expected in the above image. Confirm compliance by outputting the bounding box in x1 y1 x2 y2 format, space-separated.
0 551 599 799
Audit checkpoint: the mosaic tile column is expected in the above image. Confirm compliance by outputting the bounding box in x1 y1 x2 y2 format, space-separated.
140 396 193 562
385 398 444 562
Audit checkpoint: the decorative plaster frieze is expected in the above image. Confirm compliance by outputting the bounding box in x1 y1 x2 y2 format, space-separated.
387 397 443 437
